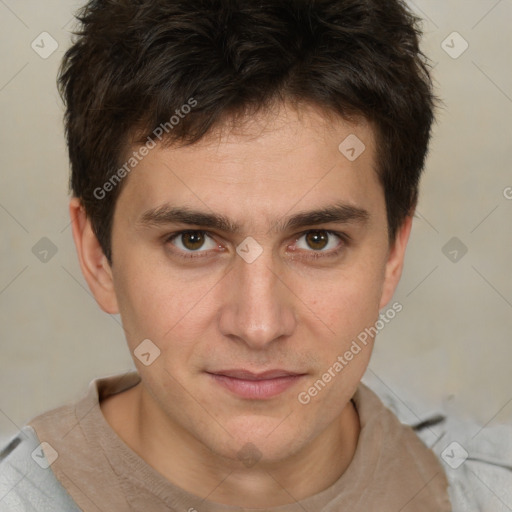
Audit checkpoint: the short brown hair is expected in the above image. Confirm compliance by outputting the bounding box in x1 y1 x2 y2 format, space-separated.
59 0 437 263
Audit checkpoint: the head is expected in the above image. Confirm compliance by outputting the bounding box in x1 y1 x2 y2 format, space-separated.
64 0 436 464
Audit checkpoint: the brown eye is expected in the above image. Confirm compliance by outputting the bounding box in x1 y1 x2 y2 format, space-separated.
293 230 344 256
305 230 329 250
181 231 206 251
167 230 221 259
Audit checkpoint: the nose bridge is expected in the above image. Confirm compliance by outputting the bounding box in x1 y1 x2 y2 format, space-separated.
218 246 296 348
241 252 278 308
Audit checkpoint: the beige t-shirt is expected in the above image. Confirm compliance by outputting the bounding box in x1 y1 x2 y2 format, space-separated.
29 372 452 511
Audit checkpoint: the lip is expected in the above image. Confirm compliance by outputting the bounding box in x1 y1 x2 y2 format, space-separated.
212 369 302 380
207 369 306 399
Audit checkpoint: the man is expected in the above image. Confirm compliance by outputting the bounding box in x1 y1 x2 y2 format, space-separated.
0 0 497 510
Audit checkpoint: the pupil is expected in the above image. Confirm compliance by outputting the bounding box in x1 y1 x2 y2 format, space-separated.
306 230 328 250
183 232 204 250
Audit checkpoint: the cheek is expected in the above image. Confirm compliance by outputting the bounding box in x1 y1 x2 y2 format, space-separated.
294 265 385 415
111 251 178 350
301 259 386 344
111 249 221 361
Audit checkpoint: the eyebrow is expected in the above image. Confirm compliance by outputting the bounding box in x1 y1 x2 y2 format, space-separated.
137 202 369 233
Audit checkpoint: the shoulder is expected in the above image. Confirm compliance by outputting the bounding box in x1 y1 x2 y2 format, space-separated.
432 417 512 512
364 378 512 512
0 426 81 511
354 382 452 510
0 372 139 511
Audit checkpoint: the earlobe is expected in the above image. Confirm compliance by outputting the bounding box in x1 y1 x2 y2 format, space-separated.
379 214 414 309
69 197 119 314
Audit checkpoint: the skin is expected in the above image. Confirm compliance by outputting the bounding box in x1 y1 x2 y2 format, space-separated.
70 102 412 507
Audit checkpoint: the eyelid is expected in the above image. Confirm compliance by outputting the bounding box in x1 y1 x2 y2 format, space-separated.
293 230 348 250
164 229 349 260
165 229 220 248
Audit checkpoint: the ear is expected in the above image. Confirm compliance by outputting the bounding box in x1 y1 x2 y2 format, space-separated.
69 197 119 314
379 214 414 309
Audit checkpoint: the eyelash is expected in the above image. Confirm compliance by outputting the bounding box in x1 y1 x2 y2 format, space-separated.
164 230 349 261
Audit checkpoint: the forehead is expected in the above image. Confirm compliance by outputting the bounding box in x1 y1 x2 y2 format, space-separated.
116 103 384 229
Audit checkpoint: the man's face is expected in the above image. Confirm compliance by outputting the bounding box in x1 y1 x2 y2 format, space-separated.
106 104 403 463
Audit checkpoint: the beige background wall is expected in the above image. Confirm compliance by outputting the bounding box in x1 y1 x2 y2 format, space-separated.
1 0 511 446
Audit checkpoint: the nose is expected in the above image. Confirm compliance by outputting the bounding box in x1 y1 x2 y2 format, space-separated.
217 248 297 349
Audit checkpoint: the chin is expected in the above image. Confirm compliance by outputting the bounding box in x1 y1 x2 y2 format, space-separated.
206 415 310 466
